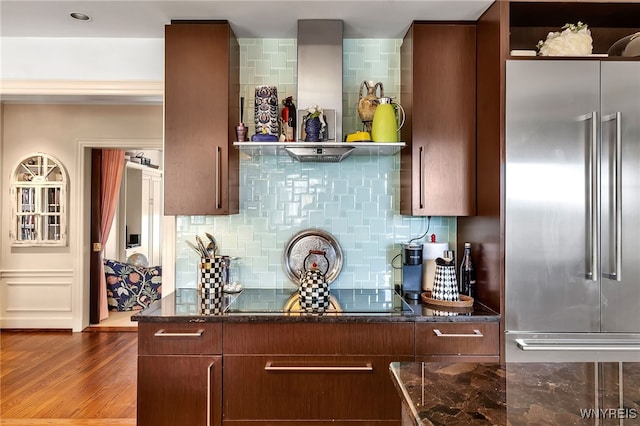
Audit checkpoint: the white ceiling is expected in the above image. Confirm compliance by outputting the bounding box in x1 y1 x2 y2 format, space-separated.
1 0 494 39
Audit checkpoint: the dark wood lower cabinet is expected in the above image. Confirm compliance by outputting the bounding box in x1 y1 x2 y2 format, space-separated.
415 322 500 362
137 322 223 426
223 355 413 423
137 320 499 424
222 322 415 425
137 355 222 426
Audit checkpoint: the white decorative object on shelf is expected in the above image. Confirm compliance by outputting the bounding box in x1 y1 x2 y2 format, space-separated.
537 22 593 56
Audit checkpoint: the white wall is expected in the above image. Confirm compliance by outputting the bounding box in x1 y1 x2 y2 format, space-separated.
0 37 164 81
0 104 163 330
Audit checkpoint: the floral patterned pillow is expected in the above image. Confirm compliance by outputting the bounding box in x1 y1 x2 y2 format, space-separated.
104 259 162 311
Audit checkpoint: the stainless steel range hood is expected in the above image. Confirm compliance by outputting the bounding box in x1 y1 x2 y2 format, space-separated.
285 146 355 162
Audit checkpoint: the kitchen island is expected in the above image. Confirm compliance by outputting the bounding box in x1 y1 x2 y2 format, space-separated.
389 361 640 425
132 288 500 426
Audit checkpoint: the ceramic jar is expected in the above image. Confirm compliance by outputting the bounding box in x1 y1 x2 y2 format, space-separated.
254 85 279 136
431 257 459 301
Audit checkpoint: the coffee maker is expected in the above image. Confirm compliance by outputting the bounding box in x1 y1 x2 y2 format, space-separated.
401 243 423 300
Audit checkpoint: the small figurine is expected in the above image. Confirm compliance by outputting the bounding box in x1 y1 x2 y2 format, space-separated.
282 96 297 141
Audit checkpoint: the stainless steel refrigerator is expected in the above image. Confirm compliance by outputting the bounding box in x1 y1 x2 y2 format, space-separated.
504 60 640 362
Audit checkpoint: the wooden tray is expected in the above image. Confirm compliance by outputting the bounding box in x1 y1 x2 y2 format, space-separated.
421 291 474 308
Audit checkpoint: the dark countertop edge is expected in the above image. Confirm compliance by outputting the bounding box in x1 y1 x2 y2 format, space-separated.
131 294 500 323
131 314 422 323
389 364 422 426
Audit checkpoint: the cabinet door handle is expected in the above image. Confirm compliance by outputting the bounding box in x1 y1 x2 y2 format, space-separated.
433 329 483 338
206 361 213 426
153 329 204 337
215 146 222 209
264 361 373 372
419 146 424 209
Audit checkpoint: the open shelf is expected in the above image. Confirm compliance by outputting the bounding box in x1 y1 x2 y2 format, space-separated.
509 1 640 56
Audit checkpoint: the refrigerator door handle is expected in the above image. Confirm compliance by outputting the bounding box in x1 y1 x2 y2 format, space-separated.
580 111 599 281
602 112 622 282
515 338 640 351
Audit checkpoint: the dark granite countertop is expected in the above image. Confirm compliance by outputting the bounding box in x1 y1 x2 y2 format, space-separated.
389 361 640 425
132 288 499 323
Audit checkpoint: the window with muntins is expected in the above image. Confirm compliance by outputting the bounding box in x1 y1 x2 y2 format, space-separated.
10 153 68 247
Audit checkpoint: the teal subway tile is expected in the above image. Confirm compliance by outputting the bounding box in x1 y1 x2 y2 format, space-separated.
262 39 279 53
300 194 316 210
339 194 355 211
268 210 285 226
355 187 372 203
308 210 324 223
356 39 377 47
331 217 348 234
379 39 400 54
254 59 273 77
246 43 264 61
343 38 357 52
284 202 301 218
360 201 379 217
323 201 340 217
267 51 286 68
346 210 364 228
278 68 295 86
347 52 365 70
363 44 381 61
331 179 349 195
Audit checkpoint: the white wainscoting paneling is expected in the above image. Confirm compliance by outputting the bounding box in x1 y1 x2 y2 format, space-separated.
0 269 74 329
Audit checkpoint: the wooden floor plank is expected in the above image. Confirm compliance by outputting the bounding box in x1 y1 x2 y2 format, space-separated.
1 331 137 423
0 419 135 425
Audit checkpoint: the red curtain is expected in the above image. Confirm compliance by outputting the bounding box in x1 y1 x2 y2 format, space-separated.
99 150 125 320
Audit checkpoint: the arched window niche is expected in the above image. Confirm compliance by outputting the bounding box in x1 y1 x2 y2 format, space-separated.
10 152 68 247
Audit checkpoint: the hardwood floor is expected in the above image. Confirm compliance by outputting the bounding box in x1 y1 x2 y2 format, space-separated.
0 331 137 426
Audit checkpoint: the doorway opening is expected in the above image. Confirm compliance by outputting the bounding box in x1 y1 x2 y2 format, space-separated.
76 139 163 331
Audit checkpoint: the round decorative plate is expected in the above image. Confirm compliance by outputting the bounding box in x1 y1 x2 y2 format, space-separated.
282 229 343 285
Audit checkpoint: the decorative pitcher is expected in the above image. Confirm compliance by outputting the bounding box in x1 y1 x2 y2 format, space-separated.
431 257 459 301
298 250 330 312
358 80 384 132
371 97 405 143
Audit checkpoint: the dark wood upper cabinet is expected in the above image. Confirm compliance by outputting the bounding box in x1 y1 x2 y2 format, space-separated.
164 21 240 215
400 22 477 216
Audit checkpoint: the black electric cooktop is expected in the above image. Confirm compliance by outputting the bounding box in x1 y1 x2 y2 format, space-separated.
225 287 415 316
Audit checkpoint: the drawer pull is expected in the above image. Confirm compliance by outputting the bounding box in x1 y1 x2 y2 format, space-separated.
433 329 483 338
153 329 204 337
264 362 373 372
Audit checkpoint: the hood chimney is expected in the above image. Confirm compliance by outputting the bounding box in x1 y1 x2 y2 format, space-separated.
296 20 343 142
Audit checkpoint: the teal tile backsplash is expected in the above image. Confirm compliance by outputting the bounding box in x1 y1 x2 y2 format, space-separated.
175 38 456 290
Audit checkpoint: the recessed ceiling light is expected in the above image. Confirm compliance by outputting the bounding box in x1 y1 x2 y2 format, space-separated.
70 12 92 21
